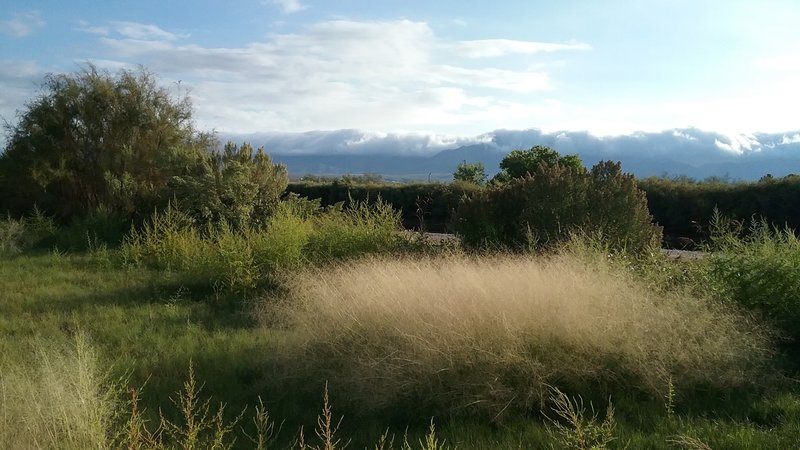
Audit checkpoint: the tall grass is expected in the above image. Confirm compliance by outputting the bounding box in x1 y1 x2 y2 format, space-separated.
0 215 28 254
120 199 406 293
305 199 403 262
0 334 118 450
269 253 771 417
705 210 800 340
0 207 56 255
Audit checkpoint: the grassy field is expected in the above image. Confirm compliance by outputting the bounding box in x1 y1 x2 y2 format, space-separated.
2 242 800 449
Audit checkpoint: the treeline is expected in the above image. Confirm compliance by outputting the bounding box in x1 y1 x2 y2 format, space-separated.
640 175 800 247
287 180 480 232
289 174 800 248
3 65 795 251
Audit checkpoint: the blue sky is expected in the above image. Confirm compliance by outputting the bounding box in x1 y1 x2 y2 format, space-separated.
2 0 800 139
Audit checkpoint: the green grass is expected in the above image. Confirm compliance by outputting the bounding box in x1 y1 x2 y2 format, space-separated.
0 252 274 424
2 245 800 448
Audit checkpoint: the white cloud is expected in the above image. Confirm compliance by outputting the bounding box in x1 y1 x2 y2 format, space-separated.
452 39 591 58
111 21 186 40
782 133 800 144
265 0 307 14
0 60 42 140
0 11 45 38
84 19 580 133
76 21 186 41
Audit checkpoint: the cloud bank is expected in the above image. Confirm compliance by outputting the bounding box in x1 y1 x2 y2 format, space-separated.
225 127 800 180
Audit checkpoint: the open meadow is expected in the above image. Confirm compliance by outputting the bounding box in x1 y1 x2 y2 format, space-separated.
3 67 800 449
3 212 800 449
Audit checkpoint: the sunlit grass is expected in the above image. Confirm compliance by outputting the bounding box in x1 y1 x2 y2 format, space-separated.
270 252 772 417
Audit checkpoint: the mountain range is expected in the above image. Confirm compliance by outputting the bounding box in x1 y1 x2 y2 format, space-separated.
224 128 800 181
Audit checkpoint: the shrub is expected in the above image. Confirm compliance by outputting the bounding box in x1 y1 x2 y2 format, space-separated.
168 141 288 229
286 181 481 233
0 216 29 255
49 208 128 252
0 208 57 255
546 387 617 450
705 211 800 340
305 198 404 262
270 253 770 418
120 198 408 292
250 203 314 272
119 203 205 271
454 160 662 254
493 144 584 182
453 161 487 185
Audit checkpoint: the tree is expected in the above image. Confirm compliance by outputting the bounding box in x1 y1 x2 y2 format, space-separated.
454 150 661 254
493 145 583 182
453 161 487 185
0 64 208 219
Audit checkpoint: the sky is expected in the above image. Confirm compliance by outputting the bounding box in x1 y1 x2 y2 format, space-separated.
2 0 800 142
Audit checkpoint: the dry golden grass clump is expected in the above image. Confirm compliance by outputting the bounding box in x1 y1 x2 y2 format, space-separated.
0 335 118 450
270 253 771 417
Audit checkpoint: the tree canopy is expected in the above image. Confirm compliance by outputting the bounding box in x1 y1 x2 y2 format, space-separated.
494 145 584 182
0 65 289 227
0 65 207 219
453 161 487 185
455 147 661 254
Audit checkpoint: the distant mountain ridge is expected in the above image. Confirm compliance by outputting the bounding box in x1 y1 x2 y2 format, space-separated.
225 128 800 181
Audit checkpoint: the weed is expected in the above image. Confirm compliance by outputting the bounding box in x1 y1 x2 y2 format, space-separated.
545 387 617 450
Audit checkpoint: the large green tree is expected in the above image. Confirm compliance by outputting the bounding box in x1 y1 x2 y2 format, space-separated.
0 65 208 218
493 145 584 182
455 149 661 254
453 161 487 185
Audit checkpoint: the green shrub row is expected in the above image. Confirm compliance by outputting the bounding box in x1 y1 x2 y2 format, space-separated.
640 175 800 247
452 161 662 254
0 207 128 255
119 198 408 292
289 175 800 248
287 181 481 233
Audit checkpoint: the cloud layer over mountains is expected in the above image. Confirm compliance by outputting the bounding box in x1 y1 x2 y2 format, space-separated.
226 128 800 181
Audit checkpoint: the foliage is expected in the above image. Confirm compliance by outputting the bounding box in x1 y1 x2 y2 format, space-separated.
0 216 31 255
639 174 800 248
49 208 129 252
704 210 800 340
286 181 481 233
452 161 486 185
120 197 405 292
340 173 384 185
0 334 119 450
546 387 617 450
0 207 57 255
305 198 403 262
0 64 208 220
494 145 584 182
454 160 662 254
168 141 288 229
289 174 800 249
1 249 799 449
